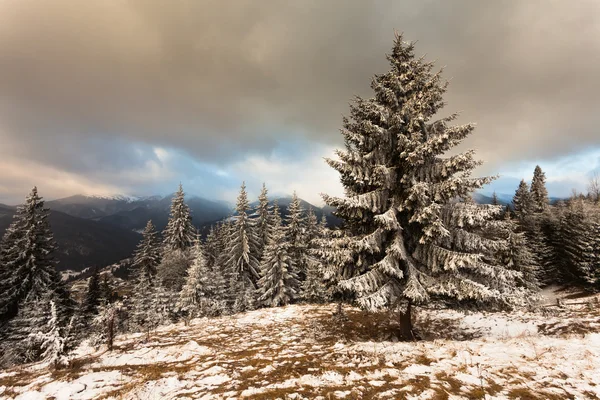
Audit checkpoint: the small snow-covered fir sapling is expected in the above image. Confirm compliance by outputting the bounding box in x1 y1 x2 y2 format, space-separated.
30 301 69 369
93 302 121 351
321 33 536 339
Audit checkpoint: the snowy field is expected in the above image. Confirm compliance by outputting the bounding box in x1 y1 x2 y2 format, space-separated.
1 288 600 400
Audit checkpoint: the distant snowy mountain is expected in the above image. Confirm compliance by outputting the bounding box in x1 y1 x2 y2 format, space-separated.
473 192 512 206
46 194 232 231
475 191 566 206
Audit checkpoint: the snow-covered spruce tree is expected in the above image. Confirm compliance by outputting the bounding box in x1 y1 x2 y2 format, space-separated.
302 209 328 303
500 214 540 293
305 208 320 244
562 198 596 284
257 202 299 307
321 34 530 339
509 175 553 285
163 184 195 253
217 219 236 308
134 220 162 283
530 165 549 213
157 248 192 292
159 185 194 292
255 183 273 259
590 209 600 286
129 222 169 331
178 236 225 318
99 274 115 304
491 192 499 206
92 302 120 351
0 188 73 336
207 224 230 304
0 227 19 324
1 293 50 366
30 301 68 369
129 268 153 332
285 192 308 281
226 182 261 301
539 201 569 283
204 226 219 272
82 267 101 317
512 180 533 222
130 269 173 334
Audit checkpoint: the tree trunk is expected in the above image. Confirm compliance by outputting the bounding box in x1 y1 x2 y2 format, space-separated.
399 301 415 341
107 317 115 351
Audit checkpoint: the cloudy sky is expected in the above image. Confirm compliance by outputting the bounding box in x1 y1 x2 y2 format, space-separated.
1 0 600 205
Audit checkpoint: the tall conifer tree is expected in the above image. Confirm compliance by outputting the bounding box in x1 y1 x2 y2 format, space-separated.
226 182 261 288
82 267 101 317
163 184 195 253
258 202 299 307
530 165 549 212
322 34 529 338
286 192 307 281
255 183 272 258
0 188 71 328
133 220 161 283
512 180 533 221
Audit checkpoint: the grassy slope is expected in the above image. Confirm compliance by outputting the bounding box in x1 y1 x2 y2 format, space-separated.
1 290 600 399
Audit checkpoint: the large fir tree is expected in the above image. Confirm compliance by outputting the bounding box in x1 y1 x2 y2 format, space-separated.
322 34 529 338
0 188 72 333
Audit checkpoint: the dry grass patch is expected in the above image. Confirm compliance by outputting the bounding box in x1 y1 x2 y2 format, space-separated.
538 321 597 337
307 307 407 346
435 371 463 394
506 387 566 400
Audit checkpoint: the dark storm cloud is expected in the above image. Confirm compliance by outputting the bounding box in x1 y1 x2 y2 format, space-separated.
1 0 600 197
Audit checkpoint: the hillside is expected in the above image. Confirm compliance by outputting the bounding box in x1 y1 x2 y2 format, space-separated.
0 210 140 272
45 194 341 234
47 195 232 232
1 289 599 399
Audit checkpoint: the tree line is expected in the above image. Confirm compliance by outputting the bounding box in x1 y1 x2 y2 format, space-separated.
0 183 332 368
505 166 600 287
